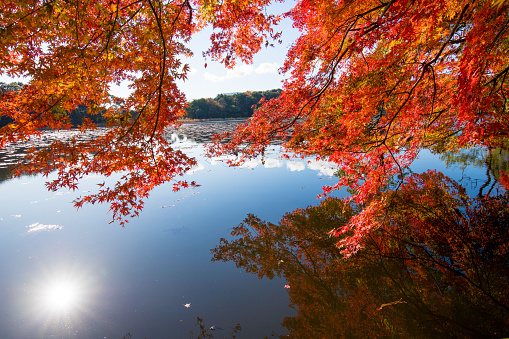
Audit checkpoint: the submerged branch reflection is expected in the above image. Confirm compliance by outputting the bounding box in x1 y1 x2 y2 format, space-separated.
212 171 509 338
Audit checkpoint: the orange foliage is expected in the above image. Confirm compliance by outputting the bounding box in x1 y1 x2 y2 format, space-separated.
210 0 509 255
0 0 279 224
1 0 508 231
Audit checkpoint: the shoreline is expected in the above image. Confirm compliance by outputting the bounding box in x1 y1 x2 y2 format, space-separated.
178 117 248 124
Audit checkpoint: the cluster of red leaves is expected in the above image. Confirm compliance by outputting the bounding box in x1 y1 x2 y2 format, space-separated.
1 0 508 233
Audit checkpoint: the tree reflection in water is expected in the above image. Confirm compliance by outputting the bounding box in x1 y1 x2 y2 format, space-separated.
212 171 509 338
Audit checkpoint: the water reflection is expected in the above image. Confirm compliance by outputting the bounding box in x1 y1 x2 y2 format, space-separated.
41 277 82 312
17 263 100 338
212 171 509 337
26 222 63 233
2 121 505 337
0 120 326 184
441 147 509 196
2 123 343 338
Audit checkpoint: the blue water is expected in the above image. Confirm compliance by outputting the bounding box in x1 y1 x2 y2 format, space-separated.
0 125 348 338
0 123 492 338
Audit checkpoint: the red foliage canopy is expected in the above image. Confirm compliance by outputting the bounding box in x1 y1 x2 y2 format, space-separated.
1 0 508 242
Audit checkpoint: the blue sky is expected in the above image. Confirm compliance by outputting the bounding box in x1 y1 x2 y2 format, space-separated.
117 1 298 100
110 18 297 100
1 2 298 102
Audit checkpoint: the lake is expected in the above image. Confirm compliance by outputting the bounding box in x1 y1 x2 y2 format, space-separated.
0 122 503 338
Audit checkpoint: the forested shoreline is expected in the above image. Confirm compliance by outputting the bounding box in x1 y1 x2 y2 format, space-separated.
1 83 280 127
184 89 281 119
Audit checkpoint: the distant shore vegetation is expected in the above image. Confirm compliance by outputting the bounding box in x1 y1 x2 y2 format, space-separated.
183 89 281 120
1 82 280 127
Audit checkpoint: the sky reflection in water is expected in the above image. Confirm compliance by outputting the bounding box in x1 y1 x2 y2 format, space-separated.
0 122 495 338
0 122 348 338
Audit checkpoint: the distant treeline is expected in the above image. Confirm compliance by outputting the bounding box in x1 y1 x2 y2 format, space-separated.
1 82 281 127
185 89 281 119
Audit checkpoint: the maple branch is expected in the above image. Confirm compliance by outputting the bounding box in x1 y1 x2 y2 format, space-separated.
379 3 471 147
368 240 438 320
72 0 142 85
415 244 509 313
261 1 396 143
319 2 387 50
382 191 508 313
99 0 121 57
485 65 509 91
149 140 162 181
3 91 66 140
370 228 496 332
486 14 509 55
428 3 470 66
383 141 405 190
448 38 466 44
293 245 340 307
271 0 400 142
225 1 400 154
379 69 427 146
379 0 396 19
1 0 57 31
361 50 370 70
270 20 360 138
146 0 188 142
184 0 193 24
75 0 80 49
71 0 124 99
85 1 163 151
313 0 398 100
146 0 168 142
500 70 508 107
426 109 446 129
428 64 437 128
478 153 492 198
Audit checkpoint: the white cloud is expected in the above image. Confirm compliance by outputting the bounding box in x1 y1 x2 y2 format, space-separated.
26 222 62 233
307 160 338 176
264 158 282 168
256 63 279 74
240 159 260 169
204 63 279 83
187 162 205 175
286 161 306 172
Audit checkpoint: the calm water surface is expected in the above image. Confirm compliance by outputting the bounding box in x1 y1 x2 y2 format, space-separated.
0 122 493 338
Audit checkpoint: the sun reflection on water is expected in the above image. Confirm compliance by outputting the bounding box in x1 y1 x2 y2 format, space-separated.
15 264 106 338
43 279 81 312
26 265 101 334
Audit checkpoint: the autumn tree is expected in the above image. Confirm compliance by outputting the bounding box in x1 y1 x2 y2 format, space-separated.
0 0 280 224
185 89 281 119
1 0 508 234
210 0 509 255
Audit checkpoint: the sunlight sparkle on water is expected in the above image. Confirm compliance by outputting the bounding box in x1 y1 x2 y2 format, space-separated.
43 279 81 312
22 266 99 336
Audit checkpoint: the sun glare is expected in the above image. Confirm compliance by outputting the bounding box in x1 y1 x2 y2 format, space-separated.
27 266 96 331
43 280 80 312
